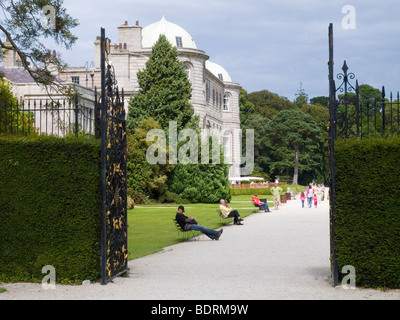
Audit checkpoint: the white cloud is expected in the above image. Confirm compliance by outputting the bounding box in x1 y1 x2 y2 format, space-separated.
57 0 400 100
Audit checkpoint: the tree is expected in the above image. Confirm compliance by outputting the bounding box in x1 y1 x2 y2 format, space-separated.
168 135 231 203
239 88 256 124
247 90 295 119
127 34 194 132
241 113 271 175
0 0 78 88
0 76 35 134
265 110 323 185
126 118 174 202
310 96 329 108
294 82 308 108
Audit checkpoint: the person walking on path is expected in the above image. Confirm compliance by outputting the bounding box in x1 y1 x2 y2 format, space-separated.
320 184 325 201
219 200 244 225
270 183 283 210
176 206 223 240
306 184 314 208
313 193 318 209
252 194 271 212
300 192 306 208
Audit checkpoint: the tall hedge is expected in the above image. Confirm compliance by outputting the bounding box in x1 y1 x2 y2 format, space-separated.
335 137 400 288
0 136 101 284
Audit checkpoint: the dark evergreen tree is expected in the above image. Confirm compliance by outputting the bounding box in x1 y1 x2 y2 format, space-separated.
127 34 194 132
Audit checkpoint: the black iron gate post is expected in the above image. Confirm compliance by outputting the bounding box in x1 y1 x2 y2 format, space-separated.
328 23 339 287
100 28 129 285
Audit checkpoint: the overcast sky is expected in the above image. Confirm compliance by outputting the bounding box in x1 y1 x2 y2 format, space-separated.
59 0 400 101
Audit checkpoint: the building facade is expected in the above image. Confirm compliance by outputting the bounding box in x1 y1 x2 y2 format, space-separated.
1 17 242 178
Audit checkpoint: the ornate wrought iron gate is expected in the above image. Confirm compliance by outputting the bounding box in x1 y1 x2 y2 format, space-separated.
99 28 128 285
327 23 400 286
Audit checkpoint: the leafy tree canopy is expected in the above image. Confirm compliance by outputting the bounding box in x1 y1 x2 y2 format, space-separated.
247 89 295 119
0 0 78 89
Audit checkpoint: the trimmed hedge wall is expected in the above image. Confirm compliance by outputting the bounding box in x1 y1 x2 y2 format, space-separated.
335 137 400 289
0 136 101 284
231 185 306 196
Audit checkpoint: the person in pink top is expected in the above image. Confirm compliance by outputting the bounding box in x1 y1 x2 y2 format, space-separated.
313 193 318 208
300 192 306 208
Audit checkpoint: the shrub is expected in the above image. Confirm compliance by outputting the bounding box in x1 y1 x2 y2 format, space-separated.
335 137 400 288
0 135 101 284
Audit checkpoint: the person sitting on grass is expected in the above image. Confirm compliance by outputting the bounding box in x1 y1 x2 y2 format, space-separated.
175 206 223 241
251 193 271 212
219 200 244 225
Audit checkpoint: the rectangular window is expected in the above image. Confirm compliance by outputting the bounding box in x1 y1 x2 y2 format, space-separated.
206 81 210 103
176 36 183 48
218 73 224 81
71 76 80 84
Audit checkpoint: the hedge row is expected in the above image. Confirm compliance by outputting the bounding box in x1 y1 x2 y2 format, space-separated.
231 185 304 196
335 137 400 288
0 135 102 284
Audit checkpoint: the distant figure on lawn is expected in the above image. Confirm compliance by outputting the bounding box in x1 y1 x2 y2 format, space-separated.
270 183 283 210
252 194 271 212
219 200 244 225
175 206 223 241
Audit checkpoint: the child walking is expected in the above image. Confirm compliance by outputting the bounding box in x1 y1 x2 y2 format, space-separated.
300 192 306 208
313 193 318 208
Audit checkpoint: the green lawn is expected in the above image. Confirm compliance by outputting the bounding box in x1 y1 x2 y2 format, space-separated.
127 198 259 260
126 189 309 261
0 287 6 294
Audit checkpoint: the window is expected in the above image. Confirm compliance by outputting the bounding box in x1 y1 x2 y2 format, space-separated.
212 89 215 106
71 76 80 84
218 73 224 81
176 36 183 48
223 93 230 111
183 64 190 79
206 81 210 102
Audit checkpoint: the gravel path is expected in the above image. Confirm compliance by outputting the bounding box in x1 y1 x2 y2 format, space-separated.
1 199 399 300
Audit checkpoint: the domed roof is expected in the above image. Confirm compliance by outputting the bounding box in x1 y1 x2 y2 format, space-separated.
142 16 197 49
205 60 232 83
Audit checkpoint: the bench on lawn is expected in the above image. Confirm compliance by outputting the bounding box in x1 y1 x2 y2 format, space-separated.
253 198 268 211
172 219 199 241
217 209 234 225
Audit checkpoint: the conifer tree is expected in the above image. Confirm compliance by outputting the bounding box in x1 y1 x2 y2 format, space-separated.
127 34 194 132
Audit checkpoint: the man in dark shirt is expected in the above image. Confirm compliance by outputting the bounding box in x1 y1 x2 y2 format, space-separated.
175 206 223 241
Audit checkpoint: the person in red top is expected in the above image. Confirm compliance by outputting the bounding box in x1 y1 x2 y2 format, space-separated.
252 194 271 212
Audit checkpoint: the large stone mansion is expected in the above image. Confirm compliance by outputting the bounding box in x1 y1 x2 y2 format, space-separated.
0 17 242 179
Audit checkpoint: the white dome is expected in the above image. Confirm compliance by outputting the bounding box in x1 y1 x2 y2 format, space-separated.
142 16 197 49
206 60 232 82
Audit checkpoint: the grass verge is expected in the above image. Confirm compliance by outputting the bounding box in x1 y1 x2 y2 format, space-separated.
128 200 258 260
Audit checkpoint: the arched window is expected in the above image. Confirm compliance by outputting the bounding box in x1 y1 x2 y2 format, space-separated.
183 64 191 80
223 93 231 111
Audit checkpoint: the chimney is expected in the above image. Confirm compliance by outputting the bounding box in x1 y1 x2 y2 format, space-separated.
118 21 142 51
1 41 18 67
